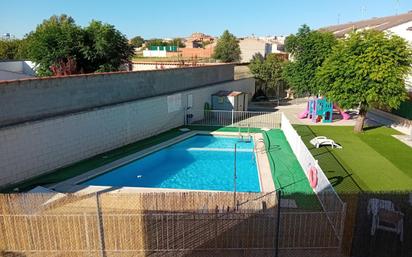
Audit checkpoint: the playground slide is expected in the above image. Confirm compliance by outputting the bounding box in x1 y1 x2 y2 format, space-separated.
334 104 350 120
298 103 309 119
298 110 309 119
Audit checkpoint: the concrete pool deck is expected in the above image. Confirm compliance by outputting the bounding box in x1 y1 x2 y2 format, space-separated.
51 130 275 194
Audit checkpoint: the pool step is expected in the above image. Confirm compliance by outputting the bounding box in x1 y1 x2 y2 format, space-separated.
187 147 253 152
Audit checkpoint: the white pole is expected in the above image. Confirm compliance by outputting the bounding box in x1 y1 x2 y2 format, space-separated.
233 143 237 210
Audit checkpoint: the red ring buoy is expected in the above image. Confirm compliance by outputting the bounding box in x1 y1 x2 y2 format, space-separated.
308 166 318 189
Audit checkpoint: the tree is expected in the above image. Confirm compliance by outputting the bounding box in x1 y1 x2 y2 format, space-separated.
145 38 184 49
130 36 144 48
145 39 168 49
249 53 287 95
80 20 134 72
25 14 134 76
213 30 241 63
169 38 185 48
316 30 412 132
283 25 337 95
25 15 83 76
0 39 28 60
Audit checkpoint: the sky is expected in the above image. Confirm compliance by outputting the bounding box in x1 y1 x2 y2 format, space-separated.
1 0 412 39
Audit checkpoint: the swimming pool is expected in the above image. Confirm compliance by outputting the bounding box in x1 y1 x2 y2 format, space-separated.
82 135 260 192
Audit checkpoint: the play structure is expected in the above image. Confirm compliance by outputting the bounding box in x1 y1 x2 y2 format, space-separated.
299 97 350 123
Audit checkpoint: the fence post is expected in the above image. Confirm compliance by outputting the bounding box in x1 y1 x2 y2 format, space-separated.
274 190 282 257
96 192 106 257
233 143 237 210
338 202 347 252
231 109 234 127
184 107 187 126
84 213 91 253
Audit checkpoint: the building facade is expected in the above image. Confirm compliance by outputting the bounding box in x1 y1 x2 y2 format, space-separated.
321 11 412 93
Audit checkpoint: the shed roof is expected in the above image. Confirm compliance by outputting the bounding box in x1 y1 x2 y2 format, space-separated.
212 90 244 97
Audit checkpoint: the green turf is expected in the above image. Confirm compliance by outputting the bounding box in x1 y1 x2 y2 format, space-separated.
263 130 319 209
294 125 412 193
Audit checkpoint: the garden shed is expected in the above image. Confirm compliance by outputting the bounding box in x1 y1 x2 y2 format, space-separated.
211 91 248 111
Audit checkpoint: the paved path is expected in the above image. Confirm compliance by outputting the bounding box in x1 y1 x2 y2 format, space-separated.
249 100 383 127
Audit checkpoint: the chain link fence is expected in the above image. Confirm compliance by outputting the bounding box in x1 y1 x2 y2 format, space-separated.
0 190 350 257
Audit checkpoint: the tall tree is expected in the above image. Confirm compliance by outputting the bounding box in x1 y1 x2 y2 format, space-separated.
249 53 287 94
130 36 144 48
213 30 241 63
25 15 83 76
25 15 134 76
283 25 337 95
316 30 412 132
0 39 28 60
81 20 134 72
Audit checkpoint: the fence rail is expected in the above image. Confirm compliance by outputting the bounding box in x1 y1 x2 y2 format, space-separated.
187 110 282 129
0 190 344 256
280 114 346 244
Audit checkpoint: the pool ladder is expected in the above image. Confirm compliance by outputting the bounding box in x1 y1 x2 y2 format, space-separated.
238 124 252 142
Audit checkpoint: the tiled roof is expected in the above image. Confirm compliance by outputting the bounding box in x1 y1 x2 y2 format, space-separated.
320 12 412 37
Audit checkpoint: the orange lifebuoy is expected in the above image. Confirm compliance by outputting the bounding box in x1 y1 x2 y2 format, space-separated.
308 166 318 189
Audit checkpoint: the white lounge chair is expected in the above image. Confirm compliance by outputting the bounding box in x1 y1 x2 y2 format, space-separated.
310 136 342 149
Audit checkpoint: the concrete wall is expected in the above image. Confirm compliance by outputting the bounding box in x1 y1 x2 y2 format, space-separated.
0 64 234 127
132 62 182 71
239 38 270 63
131 62 208 71
166 48 214 58
0 78 254 188
143 50 167 57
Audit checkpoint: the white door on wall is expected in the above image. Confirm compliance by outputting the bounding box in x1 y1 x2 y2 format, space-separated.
187 94 193 108
167 93 182 113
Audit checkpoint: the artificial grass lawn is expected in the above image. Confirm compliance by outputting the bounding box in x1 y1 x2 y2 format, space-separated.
294 125 412 193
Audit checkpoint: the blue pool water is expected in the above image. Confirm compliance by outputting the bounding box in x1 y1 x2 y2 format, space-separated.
82 135 260 192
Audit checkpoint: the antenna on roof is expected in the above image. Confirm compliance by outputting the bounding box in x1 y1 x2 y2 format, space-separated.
395 0 400 15
337 13 341 24
361 6 367 19
360 0 367 19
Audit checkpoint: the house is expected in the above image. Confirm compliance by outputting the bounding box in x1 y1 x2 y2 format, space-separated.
142 46 178 57
320 11 412 41
239 38 271 63
185 32 215 49
239 37 287 63
320 11 412 93
0 61 36 81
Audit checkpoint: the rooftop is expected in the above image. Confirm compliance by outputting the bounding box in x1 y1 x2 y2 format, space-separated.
320 11 412 37
212 90 244 97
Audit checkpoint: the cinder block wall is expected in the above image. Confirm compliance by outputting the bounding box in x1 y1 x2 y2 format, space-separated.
0 78 254 189
0 64 234 127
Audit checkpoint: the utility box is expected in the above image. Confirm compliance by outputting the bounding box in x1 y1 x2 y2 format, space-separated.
211 91 248 111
